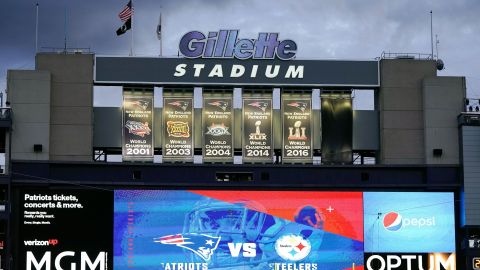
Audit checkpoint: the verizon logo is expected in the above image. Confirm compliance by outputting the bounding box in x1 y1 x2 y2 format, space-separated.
24 239 59 247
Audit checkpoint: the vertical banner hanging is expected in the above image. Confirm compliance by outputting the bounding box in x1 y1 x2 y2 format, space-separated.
122 95 154 161
203 97 234 162
163 97 194 162
243 98 273 163
282 96 313 163
321 97 353 164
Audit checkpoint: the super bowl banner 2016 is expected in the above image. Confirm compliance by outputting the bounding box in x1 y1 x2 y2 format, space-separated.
163 97 194 161
203 97 233 162
282 97 312 163
122 95 154 161
114 190 364 270
18 189 113 270
243 98 273 162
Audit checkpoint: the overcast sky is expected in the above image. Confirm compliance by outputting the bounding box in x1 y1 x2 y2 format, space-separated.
1 0 480 105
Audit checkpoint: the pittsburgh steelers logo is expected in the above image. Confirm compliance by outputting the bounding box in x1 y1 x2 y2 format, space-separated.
274 234 311 261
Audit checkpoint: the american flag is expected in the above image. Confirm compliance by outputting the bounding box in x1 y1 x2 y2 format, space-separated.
118 0 133 22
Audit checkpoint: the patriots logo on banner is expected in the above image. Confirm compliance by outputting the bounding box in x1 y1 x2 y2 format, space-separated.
287 101 307 112
168 101 189 111
125 120 151 137
248 101 269 112
208 100 229 111
154 233 221 262
131 100 150 110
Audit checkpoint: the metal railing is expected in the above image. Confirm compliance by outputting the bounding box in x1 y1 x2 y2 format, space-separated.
381 51 435 60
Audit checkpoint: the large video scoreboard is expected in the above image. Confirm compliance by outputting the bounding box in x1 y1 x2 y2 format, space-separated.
17 190 455 270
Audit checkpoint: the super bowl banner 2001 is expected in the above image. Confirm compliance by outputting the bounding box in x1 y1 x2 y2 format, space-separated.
18 189 113 270
203 97 234 162
114 190 364 270
122 95 154 161
243 98 273 162
282 97 312 163
163 97 194 161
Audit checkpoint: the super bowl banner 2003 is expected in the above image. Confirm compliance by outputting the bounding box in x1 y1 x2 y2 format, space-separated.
203 97 234 162
114 190 364 270
163 97 194 161
18 189 113 270
122 95 154 161
243 98 273 162
282 97 312 163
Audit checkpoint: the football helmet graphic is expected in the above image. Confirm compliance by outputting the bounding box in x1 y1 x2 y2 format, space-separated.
182 198 325 269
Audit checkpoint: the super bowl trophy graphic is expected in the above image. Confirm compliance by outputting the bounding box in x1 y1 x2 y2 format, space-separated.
288 121 307 140
255 121 262 135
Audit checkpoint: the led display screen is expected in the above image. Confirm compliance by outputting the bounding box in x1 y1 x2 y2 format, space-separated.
17 189 113 270
363 192 455 253
114 190 364 270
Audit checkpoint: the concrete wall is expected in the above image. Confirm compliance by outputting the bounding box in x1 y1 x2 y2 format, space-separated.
462 126 480 225
379 59 436 164
7 70 51 160
423 77 465 164
36 53 94 161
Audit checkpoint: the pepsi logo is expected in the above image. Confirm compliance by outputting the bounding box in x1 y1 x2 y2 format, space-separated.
383 212 403 231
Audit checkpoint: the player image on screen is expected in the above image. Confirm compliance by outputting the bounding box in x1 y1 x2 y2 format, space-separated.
177 198 326 269
114 190 364 270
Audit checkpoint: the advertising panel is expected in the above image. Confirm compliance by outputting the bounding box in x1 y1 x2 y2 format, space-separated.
364 253 456 270
282 97 312 163
242 98 273 163
18 189 113 270
364 192 455 253
114 190 364 270
122 95 154 161
203 97 234 162
163 97 194 161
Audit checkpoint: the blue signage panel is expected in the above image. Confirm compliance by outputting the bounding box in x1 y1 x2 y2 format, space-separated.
114 190 364 270
363 192 455 253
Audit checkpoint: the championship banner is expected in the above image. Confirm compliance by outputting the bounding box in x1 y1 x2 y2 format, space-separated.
163 97 194 161
243 98 273 162
122 95 154 161
203 97 234 162
282 97 312 163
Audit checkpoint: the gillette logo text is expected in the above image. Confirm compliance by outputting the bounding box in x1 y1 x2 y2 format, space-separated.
383 212 436 231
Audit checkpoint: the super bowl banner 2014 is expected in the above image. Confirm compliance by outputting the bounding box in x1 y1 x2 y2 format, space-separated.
243 98 273 162
122 95 154 161
282 97 312 163
203 97 234 162
163 97 194 161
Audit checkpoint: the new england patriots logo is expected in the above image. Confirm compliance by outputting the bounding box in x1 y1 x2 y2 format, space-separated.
208 100 229 111
287 101 307 112
248 101 269 112
168 100 189 111
131 100 150 110
154 233 221 262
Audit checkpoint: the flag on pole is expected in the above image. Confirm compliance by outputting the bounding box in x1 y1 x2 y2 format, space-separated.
156 14 162 40
116 18 131 36
118 0 133 22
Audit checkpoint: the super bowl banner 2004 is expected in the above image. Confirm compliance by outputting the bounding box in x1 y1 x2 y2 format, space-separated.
122 95 154 161
18 189 113 270
282 97 312 163
203 97 234 162
114 190 364 270
243 98 273 162
163 97 194 161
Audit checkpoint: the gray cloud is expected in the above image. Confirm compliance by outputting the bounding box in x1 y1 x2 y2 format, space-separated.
1 0 480 99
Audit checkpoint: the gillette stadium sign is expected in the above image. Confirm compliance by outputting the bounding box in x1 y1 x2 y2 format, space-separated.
95 30 379 87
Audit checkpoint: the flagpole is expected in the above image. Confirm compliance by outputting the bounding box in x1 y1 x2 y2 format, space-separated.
130 0 134 56
159 13 163 56
35 3 39 54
